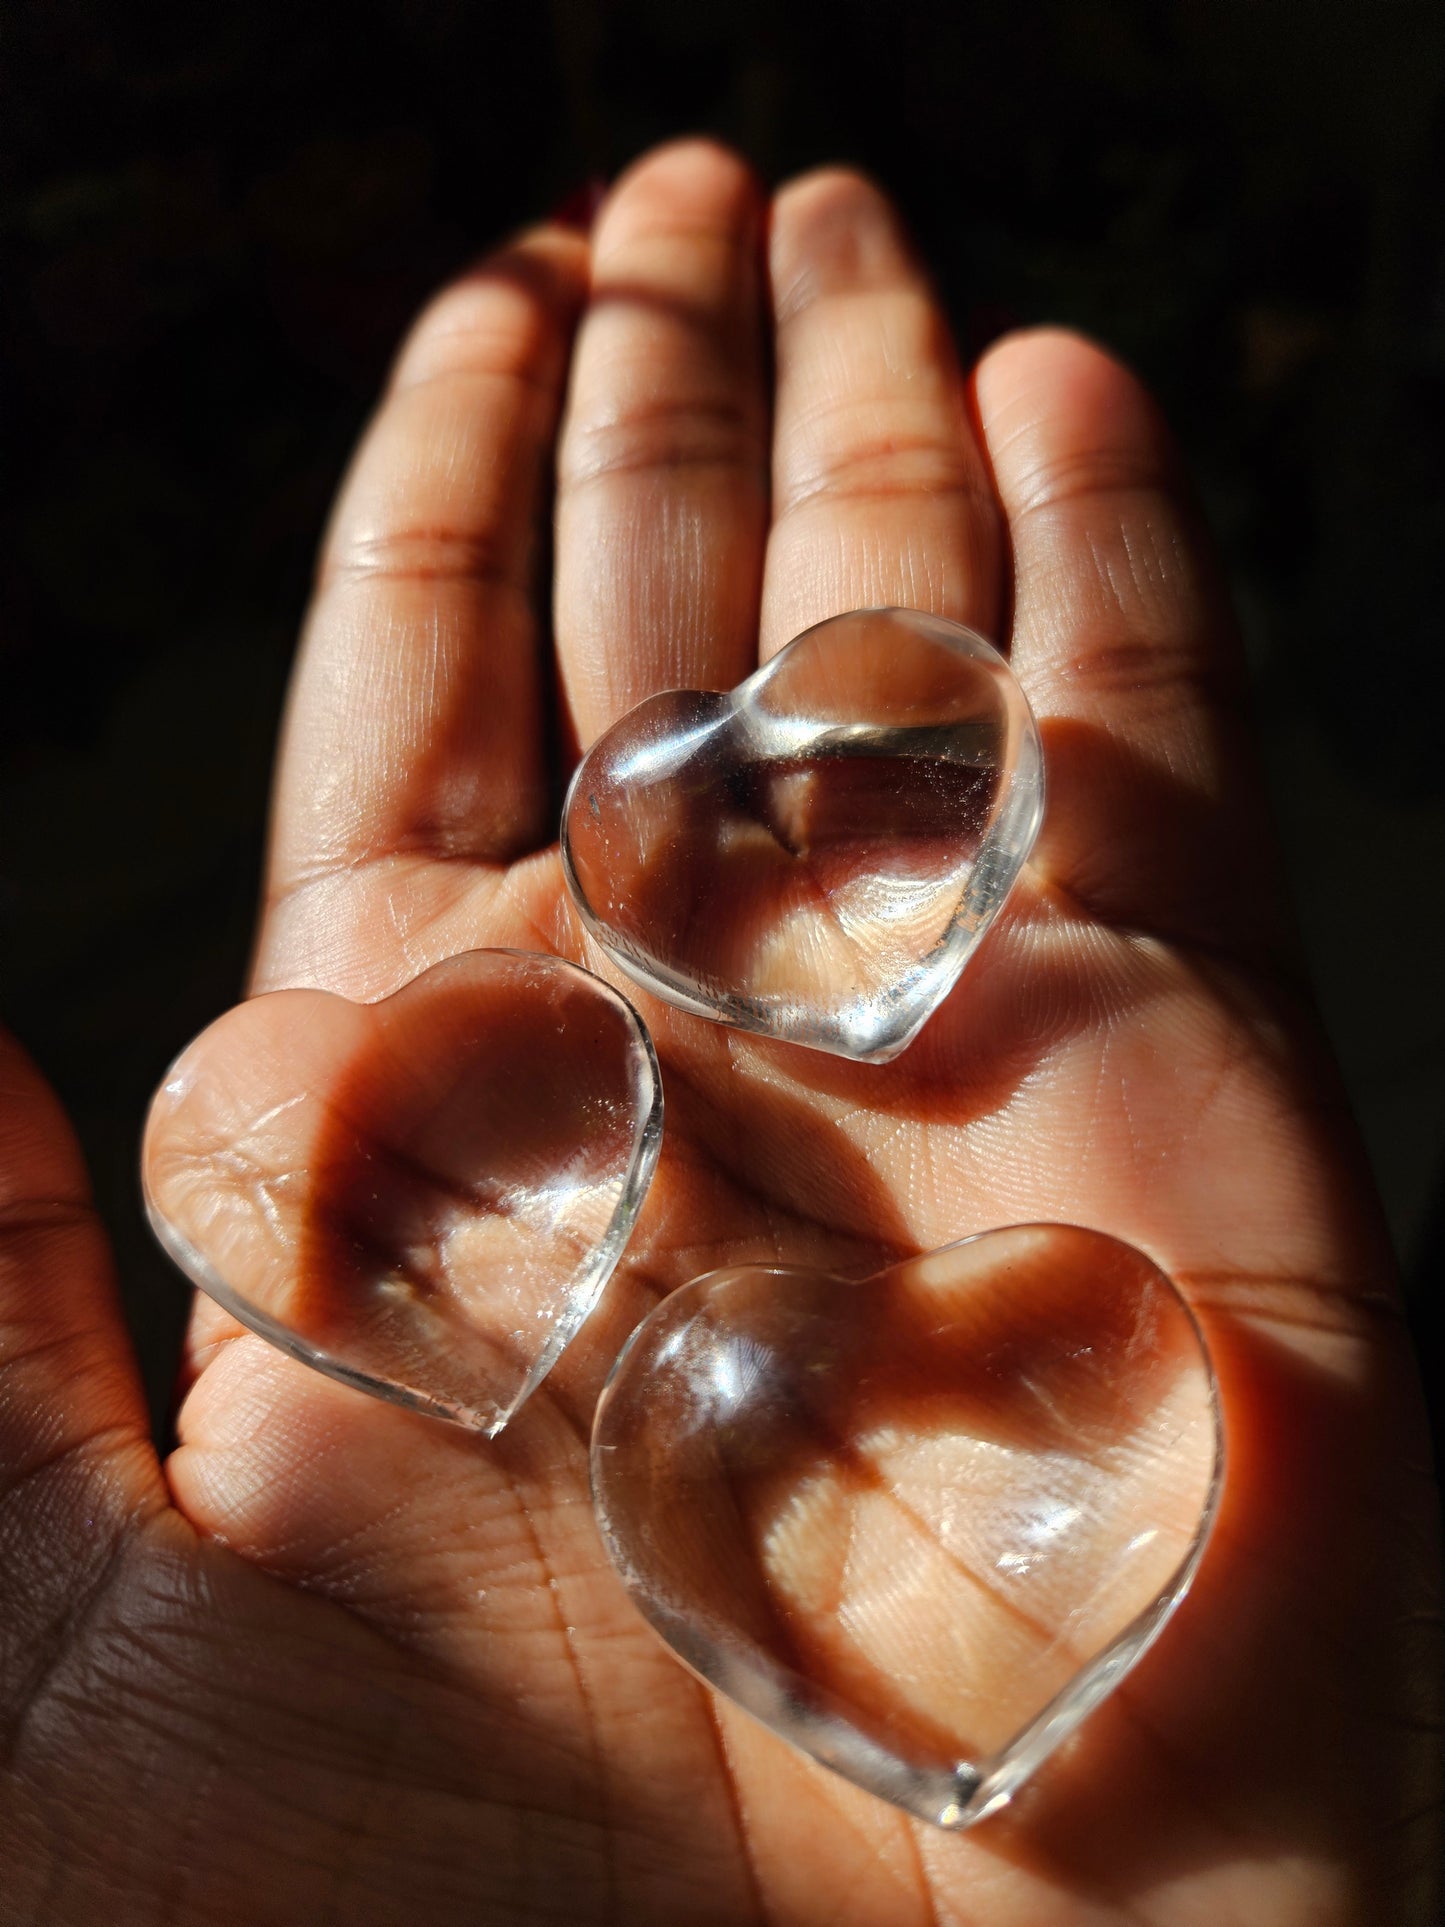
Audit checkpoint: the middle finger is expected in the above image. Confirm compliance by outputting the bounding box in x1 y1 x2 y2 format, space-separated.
761 168 1003 658
554 140 770 747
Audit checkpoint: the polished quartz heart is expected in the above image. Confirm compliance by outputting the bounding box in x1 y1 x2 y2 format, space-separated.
143 951 662 1433
592 1225 1222 1827
562 608 1044 1062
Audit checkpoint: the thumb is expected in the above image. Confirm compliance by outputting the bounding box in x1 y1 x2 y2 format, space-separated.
0 1026 162 1725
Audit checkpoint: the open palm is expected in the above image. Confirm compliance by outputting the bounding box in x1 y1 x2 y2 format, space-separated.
2 143 1438 1925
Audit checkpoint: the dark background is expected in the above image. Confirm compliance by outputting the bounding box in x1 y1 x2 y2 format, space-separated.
2 0 1443 1436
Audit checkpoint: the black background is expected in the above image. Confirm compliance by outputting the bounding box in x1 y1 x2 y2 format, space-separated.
2 0 1442 1438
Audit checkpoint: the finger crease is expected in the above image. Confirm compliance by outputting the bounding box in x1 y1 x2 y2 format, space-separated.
776 458 993 522
321 531 533 598
562 399 765 491
1005 466 1182 526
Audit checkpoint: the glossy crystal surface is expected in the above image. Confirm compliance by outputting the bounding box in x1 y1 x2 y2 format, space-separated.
562 608 1044 1062
144 950 661 1432
592 1225 1222 1827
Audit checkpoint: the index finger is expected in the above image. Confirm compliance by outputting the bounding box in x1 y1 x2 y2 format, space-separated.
255 226 588 994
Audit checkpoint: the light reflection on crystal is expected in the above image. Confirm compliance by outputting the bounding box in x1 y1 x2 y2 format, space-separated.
144 950 661 1432
591 1224 1223 1828
562 609 1044 1062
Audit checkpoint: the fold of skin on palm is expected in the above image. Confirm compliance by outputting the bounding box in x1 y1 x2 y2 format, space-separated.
0 142 1440 1926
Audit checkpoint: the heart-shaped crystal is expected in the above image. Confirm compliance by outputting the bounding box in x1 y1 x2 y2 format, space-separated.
591 1224 1222 1827
562 608 1044 1062
144 951 662 1432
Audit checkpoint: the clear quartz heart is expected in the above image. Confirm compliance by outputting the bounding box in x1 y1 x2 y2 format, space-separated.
562 608 1044 1062
143 950 662 1433
591 1225 1223 1827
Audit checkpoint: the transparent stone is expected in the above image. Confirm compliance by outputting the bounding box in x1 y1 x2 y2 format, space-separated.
562 608 1044 1062
591 1225 1222 1828
143 951 662 1433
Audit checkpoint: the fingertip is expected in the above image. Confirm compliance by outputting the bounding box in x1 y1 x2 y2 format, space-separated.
977 323 1136 390
770 162 895 226
768 165 917 315
974 326 1181 509
595 137 764 251
390 224 590 394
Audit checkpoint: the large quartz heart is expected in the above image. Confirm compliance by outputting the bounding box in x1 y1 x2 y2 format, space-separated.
592 1225 1222 1827
562 608 1044 1062
144 951 662 1433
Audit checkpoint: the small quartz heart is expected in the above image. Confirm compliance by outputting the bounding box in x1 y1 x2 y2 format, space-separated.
562 608 1044 1062
144 951 661 1433
591 1224 1222 1827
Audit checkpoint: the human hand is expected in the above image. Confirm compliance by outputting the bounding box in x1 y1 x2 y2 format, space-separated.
1 141 1438 1924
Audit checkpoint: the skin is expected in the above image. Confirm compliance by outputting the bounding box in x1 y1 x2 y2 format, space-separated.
0 141 1440 1925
